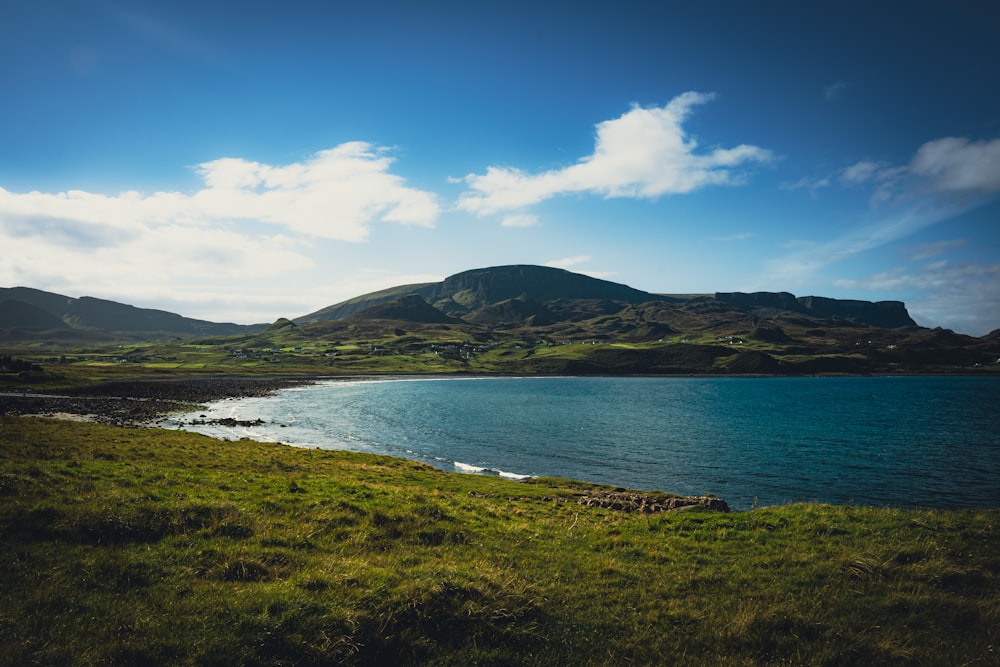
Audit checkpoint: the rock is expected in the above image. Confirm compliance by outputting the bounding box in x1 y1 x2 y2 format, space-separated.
575 491 729 513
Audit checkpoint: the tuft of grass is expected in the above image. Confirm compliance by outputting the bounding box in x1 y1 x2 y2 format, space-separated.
1 416 997 665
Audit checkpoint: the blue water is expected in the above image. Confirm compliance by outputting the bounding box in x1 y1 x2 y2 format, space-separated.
169 376 1000 510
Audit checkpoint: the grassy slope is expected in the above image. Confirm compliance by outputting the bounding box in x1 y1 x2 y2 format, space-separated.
1 417 997 665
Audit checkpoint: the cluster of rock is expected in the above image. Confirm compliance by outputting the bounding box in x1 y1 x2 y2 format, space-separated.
469 489 730 513
575 491 730 513
187 417 266 427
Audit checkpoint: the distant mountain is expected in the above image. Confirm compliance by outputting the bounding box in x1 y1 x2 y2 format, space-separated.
0 300 68 329
421 265 657 315
0 287 264 340
297 264 919 333
0 265 956 349
296 265 664 325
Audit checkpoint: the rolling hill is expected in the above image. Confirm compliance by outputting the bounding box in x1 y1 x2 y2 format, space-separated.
0 287 264 340
3 266 997 375
297 264 918 333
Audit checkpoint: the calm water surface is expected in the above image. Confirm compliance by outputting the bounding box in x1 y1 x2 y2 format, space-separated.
170 376 1000 510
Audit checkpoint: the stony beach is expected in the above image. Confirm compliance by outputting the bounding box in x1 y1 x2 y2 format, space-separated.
0 376 317 427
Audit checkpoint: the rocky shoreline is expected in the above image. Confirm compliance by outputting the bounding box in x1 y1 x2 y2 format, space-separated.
0 376 317 427
2 374 738 513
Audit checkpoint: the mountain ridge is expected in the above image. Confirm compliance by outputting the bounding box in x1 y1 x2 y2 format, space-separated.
3 266 998 375
0 286 264 340
0 265 974 341
297 265 917 331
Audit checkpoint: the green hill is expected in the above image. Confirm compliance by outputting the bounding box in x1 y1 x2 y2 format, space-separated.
2 417 996 665
347 294 462 324
0 300 68 330
296 265 662 325
0 287 264 340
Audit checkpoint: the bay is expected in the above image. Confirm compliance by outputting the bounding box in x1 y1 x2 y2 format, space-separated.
168 376 1000 510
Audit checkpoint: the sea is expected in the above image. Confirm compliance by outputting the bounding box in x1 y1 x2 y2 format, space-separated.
166 375 1000 510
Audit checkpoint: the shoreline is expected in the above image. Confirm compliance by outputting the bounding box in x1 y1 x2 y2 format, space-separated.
0 375 325 427
4 371 998 427
5 373 999 511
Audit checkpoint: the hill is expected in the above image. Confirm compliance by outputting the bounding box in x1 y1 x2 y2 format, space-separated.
0 300 68 330
0 287 264 341
347 294 462 324
2 417 996 665
295 265 660 325
4 266 998 375
297 264 921 335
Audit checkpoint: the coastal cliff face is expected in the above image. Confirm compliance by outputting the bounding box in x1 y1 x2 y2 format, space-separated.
796 296 915 328
715 292 916 329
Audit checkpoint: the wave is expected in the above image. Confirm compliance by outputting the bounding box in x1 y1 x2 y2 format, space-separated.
453 460 534 481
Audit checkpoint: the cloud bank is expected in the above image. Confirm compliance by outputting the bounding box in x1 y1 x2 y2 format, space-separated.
0 142 440 244
457 92 774 217
0 143 442 320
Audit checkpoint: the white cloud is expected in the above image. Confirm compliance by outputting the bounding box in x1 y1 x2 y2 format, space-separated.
834 261 1000 336
545 255 591 269
909 137 1000 195
0 218 313 319
838 137 1000 203
190 143 440 239
0 143 440 244
840 160 888 185
457 92 773 217
500 213 539 228
0 144 443 322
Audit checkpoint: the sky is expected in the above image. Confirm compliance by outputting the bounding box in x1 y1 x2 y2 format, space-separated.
2 1 999 335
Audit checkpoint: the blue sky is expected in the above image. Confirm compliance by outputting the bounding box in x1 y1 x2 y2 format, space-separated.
2 1 999 335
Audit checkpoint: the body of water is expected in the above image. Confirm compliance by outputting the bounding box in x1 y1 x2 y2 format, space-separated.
167 375 1000 510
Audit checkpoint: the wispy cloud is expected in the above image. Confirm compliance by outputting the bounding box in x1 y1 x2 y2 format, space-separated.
500 213 539 228
770 135 1000 285
764 135 1000 333
824 81 849 101
765 199 966 285
779 175 830 196
907 239 968 261
107 4 229 68
839 160 890 185
840 137 1000 203
457 92 774 218
711 232 756 242
908 137 1000 194
835 261 1000 336
545 255 591 269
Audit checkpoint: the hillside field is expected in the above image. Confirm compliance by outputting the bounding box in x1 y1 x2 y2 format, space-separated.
1 417 997 665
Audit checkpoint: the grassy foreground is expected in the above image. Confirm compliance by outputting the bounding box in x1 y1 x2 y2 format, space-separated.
1 417 997 665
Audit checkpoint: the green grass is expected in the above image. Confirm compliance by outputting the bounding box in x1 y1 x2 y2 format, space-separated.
1 416 997 665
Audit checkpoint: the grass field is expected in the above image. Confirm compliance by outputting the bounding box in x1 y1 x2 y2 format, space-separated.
1 416 997 665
